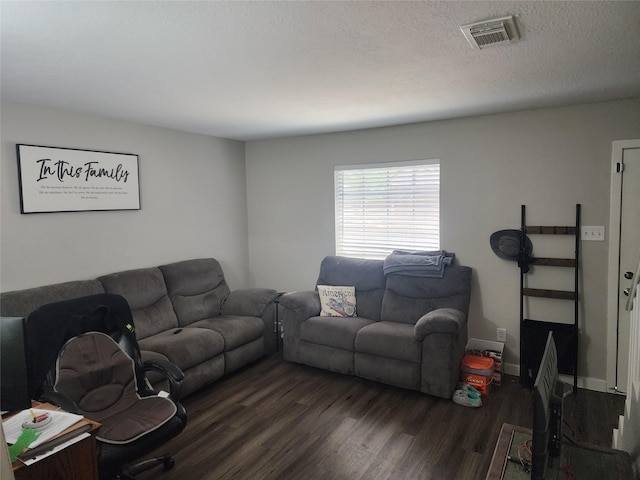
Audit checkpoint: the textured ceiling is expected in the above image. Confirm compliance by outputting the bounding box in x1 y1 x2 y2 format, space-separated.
1 1 639 141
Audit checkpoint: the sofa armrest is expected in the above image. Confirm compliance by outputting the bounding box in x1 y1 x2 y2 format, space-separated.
279 291 321 322
414 308 466 341
279 291 320 363
221 288 278 317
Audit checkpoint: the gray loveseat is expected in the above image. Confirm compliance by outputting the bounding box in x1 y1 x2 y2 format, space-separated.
279 255 472 399
0 258 278 398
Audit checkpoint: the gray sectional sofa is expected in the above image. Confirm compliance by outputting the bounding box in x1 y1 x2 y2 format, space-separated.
0 258 278 398
279 255 472 399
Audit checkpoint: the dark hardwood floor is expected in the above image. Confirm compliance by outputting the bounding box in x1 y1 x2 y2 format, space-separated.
137 353 624 480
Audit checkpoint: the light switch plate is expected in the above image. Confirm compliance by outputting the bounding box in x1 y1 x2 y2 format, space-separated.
497 328 507 343
581 226 605 241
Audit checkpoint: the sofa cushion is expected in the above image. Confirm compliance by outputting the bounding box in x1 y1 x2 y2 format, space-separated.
98 267 179 340
159 258 231 327
316 256 386 321
300 316 374 351
380 265 472 324
355 321 421 363
138 327 224 371
191 315 265 351
221 288 277 317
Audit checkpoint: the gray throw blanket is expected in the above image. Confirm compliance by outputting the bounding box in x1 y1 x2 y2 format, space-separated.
383 249 455 278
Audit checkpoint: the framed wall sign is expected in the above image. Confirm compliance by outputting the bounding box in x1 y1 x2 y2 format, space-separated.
17 144 140 214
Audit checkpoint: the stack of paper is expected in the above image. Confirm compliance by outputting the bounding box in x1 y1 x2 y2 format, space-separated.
2 408 89 463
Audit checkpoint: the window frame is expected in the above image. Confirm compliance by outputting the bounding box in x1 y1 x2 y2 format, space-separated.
334 159 440 259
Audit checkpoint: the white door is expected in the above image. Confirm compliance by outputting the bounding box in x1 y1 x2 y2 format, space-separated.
607 140 640 394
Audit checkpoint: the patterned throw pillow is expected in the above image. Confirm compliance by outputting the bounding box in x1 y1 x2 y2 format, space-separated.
317 285 357 317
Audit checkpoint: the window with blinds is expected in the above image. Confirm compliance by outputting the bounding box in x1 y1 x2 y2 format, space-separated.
334 160 440 259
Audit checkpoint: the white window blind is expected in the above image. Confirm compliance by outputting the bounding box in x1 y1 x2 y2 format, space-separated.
335 160 440 259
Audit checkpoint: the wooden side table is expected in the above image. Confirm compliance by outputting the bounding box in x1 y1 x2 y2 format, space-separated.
9 402 101 480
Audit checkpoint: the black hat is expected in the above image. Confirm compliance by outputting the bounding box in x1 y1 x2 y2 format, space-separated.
490 229 533 261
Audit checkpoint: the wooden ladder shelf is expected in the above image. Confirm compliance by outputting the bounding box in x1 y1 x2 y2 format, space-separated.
519 204 581 394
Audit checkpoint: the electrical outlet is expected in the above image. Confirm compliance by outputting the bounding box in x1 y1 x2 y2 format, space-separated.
581 226 605 241
497 328 507 343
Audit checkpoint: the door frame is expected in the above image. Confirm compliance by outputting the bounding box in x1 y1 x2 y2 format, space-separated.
606 139 640 394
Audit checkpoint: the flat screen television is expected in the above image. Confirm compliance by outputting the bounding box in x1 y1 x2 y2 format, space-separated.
0 316 31 413
531 331 567 480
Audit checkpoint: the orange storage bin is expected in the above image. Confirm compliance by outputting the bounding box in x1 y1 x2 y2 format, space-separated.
461 354 494 395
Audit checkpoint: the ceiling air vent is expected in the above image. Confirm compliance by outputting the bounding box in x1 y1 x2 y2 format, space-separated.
461 15 519 49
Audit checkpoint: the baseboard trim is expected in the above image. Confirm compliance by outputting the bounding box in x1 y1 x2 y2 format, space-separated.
502 362 608 393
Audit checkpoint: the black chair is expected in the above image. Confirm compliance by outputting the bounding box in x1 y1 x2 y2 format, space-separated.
24 293 187 479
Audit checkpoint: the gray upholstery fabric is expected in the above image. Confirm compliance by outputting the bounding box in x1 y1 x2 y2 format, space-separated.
137 327 224 371
316 256 387 321
160 258 278 355
169 290 225 327
0 280 105 317
414 308 466 340
179 355 225 397
354 353 420 390
355 321 421 363
98 267 179 340
420 330 467 399
298 342 355 375
380 265 472 324
1 257 277 401
279 291 321 321
279 291 321 363
300 316 375 350
221 288 278 317
224 337 264 373
282 255 472 399
191 315 265 351
159 258 230 326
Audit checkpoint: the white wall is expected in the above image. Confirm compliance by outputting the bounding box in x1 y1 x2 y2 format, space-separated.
0 101 250 291
3 99 639 386
245 99 640 386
